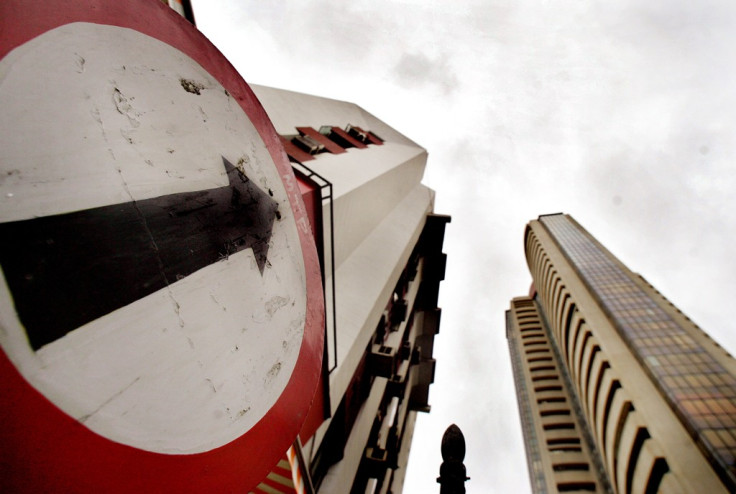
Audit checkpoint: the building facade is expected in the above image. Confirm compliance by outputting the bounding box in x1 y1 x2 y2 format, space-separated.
251 86 449 493
507 214 736 493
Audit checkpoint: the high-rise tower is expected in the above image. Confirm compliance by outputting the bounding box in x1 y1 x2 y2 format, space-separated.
507 214 736 493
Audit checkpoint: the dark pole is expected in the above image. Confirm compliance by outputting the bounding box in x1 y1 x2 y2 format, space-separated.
437 424 469 494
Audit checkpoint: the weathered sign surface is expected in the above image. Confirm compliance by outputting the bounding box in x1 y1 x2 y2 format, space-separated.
0 1 324 491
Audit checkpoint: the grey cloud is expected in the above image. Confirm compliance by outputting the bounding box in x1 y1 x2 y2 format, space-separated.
392 52 459 95
191 1 736 491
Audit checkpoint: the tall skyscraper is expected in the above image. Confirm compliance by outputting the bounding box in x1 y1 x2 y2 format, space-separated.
507 214 736 493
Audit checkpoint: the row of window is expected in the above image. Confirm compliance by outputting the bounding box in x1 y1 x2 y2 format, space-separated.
537 214 736 491
511 299 599 493
526 225 675 493
507 309 548 493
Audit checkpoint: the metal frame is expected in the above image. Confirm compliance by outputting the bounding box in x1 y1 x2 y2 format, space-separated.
291 161 339 373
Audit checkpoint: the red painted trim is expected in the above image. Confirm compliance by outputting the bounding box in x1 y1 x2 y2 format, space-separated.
296 126 346 154
298 363 326 442
261 466 294 492
280 136 315 162
295 173 328 442
0 1 324 492
260 476 295 494
366 131 384 145
273 462 293 478
352 126 383 145
330 126 368 148
296 173 319 244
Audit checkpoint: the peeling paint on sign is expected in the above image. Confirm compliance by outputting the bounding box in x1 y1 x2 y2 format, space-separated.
0 23 307 455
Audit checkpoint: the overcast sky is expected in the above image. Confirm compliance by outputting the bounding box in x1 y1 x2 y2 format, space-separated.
190 1 736 491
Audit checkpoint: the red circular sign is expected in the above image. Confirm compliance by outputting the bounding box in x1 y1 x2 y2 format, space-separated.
0 1 324 491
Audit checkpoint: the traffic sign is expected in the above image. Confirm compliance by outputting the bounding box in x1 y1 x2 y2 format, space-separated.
0 1 324 492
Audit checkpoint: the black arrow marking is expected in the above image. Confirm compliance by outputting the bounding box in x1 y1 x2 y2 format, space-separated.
0 157 279 351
